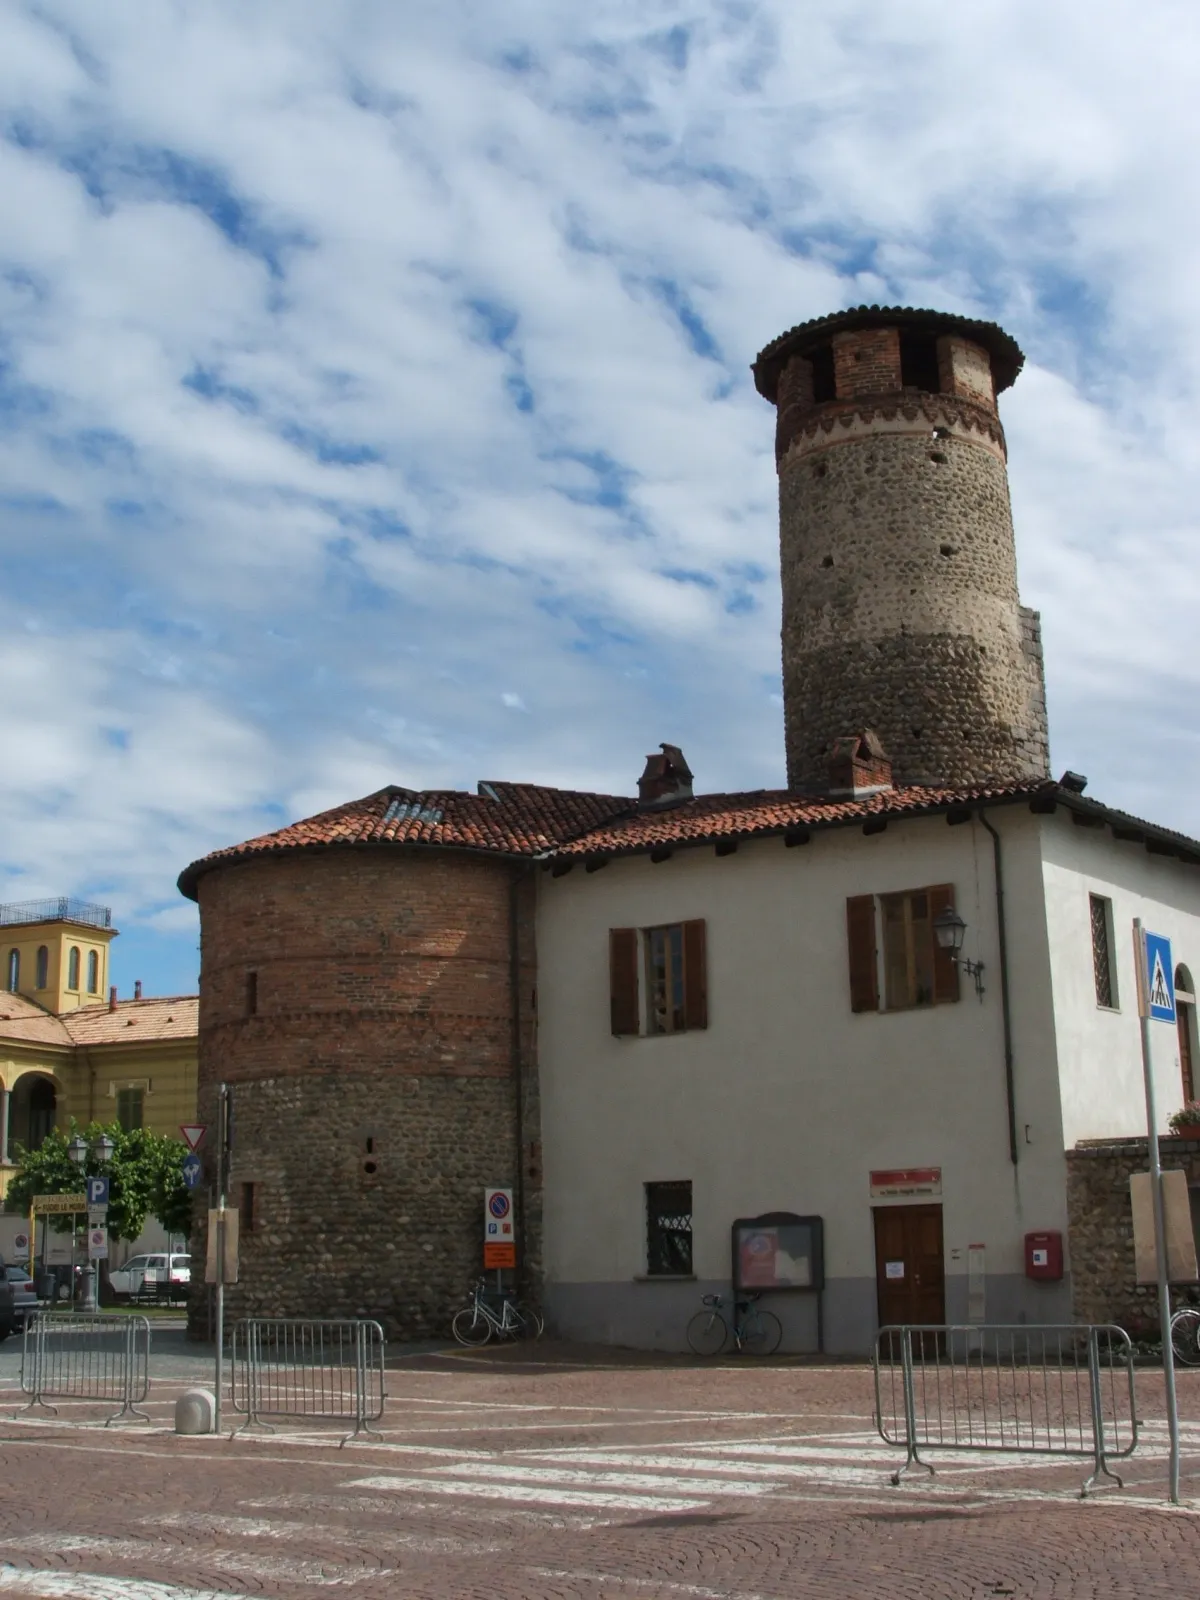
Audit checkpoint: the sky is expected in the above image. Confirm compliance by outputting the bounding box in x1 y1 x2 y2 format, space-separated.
3 1 1200 999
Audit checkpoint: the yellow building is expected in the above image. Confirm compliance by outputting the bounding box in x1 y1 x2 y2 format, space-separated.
0 899 198 1200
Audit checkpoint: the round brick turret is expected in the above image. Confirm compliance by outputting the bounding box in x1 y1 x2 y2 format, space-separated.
753 305 1049 791
180 834 537 1341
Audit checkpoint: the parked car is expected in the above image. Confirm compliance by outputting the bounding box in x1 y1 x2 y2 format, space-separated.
4 1266 39 1328
108 1253 191 1298
0 1260 15 1340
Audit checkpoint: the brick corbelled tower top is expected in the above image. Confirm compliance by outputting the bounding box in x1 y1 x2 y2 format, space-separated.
753 305 1049 792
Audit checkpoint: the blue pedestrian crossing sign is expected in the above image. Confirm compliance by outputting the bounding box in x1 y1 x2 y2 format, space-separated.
182 1153 203 1190
1144 931 1176 1023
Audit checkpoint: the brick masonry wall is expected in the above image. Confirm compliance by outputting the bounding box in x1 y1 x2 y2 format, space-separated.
775 378 1049 790
186 847 540 1342
1067 1136 1200 1333
833 328 902 399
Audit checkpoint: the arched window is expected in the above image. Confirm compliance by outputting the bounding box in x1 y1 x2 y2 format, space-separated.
6 950 17 992
35 946 48 989
86 950 99 993
1177 965 1196 1105
68 947 80 990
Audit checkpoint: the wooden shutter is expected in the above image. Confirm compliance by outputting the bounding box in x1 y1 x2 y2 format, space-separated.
682 919 708 1031
610 928 640 1035
846 895 879 1013
928 884 961 1004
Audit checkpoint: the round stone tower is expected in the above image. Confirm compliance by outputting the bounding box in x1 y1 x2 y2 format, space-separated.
177 788 539 1342
752 306 1049 791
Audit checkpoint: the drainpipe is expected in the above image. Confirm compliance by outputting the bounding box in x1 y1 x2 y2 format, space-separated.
978 809 1018 1167
509 867 532 1289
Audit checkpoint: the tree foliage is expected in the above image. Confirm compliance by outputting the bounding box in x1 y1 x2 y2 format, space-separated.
4 1120 191 1241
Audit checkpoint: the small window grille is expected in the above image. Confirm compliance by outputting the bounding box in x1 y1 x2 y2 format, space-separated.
1090 894 1116 1008
645 1180 693 1276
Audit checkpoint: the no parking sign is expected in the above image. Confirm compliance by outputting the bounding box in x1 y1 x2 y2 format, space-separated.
483 1187 516 1268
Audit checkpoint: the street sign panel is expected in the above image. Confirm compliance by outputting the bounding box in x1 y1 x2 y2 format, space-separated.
32 1193 87 1214
483 1187 516 1268
182 1153 203 1190
1145 932 1176 1022
85 1175 110 1208
87 1226 108 1261
180 1124 206 1152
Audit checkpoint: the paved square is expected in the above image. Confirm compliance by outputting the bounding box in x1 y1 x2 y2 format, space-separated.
2 1342 1199 1599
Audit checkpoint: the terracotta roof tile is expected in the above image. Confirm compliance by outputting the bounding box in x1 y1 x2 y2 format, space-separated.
554 779 1052 856
178 772 1200 896
0 992 73 1048
178 783 633 898
63 996 199 1046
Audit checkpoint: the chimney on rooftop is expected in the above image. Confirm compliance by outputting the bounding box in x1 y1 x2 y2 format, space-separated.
637 744 694 810
108 985 117 1012
134 980 143 1000
827 730 893 798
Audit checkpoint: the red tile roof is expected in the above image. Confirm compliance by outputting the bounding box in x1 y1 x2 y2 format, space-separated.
63 995 198 1046
0 992 72 1048
177 772 1200 898
177 782 633 898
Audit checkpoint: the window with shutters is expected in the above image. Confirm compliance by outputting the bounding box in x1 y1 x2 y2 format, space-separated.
645 1180 693 1275
846 886 959 1012
610 921 708 1036
1090 894 1118 1009
116 1087 144 1132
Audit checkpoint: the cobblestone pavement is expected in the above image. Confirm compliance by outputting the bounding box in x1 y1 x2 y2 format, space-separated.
1 1341 1199 1599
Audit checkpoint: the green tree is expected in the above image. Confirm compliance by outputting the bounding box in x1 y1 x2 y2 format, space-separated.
4 1120 191 1241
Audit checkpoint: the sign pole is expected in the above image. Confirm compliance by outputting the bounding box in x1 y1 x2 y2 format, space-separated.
213 1083 229 1435
1134 919 1181 1504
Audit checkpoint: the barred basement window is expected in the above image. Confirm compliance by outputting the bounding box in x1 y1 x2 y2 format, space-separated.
645 1180 693 1276
1090 894 1118 1009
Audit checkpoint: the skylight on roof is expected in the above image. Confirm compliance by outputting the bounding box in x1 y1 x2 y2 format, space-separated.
382 797 444 826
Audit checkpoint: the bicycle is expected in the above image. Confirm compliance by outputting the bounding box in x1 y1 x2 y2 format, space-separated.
686 1291 782 1357
1170 1305 1200 1366
451 1278 545 1346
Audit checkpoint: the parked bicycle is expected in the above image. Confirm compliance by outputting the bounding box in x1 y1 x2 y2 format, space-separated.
1170 1305 1200 1366
451 1278 545 1346
686 1291 782 1357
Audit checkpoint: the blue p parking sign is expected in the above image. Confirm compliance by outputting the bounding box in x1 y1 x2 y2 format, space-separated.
1144 931 1176 1023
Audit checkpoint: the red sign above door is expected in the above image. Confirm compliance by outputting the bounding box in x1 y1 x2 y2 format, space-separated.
870 1167 942 1198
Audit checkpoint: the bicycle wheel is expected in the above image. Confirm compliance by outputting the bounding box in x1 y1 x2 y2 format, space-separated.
1171 1308 1200 1366
739 1309 783 1357
452 1305 493 1346
511 1301 545 1340
686 1309 728 1357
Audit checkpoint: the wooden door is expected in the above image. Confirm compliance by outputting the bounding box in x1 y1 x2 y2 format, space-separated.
873 1204 945 1329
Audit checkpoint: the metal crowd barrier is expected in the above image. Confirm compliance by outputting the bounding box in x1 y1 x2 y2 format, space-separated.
21 1311 152 1424
874 1324 1139 1496
230 1317 386 1444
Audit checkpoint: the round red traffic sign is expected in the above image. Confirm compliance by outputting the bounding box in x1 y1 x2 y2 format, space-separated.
488 1192 511 1220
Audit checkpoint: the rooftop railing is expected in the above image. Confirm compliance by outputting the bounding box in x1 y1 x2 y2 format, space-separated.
0 898 113 930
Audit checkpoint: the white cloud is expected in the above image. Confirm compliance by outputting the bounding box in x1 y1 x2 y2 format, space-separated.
4 0 1200 992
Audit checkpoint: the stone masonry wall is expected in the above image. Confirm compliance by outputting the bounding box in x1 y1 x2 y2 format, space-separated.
187 847 540 1342
777 387 1048 790
1067 1136 1200 1334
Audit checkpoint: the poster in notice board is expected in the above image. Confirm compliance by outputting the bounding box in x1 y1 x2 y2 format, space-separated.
732 1213 824 1292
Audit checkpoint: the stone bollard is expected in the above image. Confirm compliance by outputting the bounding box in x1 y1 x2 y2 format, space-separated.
175 1387 217 1435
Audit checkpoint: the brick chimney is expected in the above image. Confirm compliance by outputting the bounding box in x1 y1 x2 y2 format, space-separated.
134 980 143 1000
827 730 893 798
108 985 118 1012
637 743 694 810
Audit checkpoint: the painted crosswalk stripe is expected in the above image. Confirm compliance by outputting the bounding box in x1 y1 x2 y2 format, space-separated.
428 1462 783 1496
526 1450 902 1476
0 1575 251 1600
347 1474 708 1511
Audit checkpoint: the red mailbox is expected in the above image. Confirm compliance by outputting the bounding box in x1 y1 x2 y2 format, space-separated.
1025 1231 1063 1281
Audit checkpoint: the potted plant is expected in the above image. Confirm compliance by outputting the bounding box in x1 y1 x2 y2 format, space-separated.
1168 1103 1200 1137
